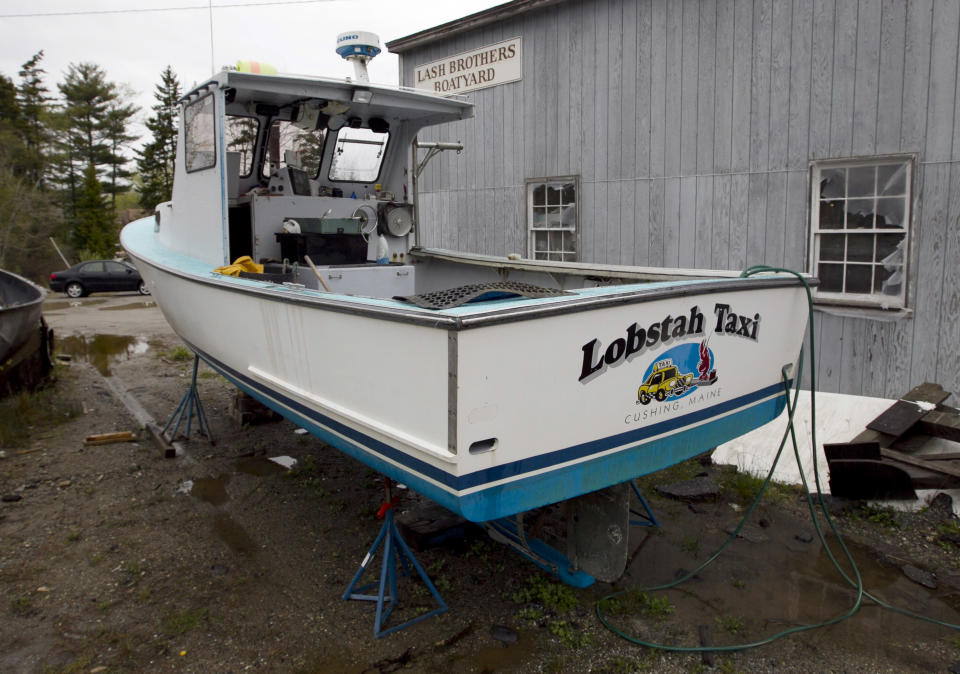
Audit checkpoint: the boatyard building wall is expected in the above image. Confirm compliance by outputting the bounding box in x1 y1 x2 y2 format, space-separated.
388 0 960 402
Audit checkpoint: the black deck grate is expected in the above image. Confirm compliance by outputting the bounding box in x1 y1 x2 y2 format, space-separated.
396 281 570 310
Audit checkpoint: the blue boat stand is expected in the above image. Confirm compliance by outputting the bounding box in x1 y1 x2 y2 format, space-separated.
343 479 448 637
163 353 214 443
629 479 659 528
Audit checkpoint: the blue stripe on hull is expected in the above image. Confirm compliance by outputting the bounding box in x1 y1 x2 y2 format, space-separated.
194 343 786 521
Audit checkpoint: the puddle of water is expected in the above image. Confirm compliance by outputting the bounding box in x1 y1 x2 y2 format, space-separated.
621 514 960 655
190 474 231 506
99 301 156 311
456 630 538 672
235 457 288 477
213 513 258 557
58 334 149 376
44 298 108 311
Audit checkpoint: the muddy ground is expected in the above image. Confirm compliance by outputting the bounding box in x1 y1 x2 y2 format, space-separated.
3 294 960 673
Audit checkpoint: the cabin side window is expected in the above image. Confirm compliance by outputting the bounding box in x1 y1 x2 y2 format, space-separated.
328 127 389 183
809 157 912 310
526 177 578 261
184 94 216 173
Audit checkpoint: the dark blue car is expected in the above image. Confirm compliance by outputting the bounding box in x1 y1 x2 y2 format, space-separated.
49 260 149 298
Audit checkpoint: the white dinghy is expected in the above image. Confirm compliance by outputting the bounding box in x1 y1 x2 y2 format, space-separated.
122 34 810 582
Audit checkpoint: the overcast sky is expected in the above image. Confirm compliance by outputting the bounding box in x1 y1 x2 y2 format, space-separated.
0 0 502 144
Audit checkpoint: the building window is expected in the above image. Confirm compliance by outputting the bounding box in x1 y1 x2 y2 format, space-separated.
527 177 578 261
809 157 912 308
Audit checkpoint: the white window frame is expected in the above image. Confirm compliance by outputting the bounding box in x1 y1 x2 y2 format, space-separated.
808 156 913 310
526 176 578 261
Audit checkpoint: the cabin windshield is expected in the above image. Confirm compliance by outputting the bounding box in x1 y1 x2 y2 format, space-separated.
261 119 327 179
225 116 259 177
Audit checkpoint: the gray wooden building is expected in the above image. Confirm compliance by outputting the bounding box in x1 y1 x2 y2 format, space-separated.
387 0 960 400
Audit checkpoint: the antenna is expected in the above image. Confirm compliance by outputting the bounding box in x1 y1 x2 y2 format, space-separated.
335 31 381 83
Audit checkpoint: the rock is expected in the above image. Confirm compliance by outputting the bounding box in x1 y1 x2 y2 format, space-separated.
656 477 719 502
57 480 72 488
2 494 22 502
758 518 770 528
724 524 769 543
902 564 937 590
490 624 517 645
794 532 814 543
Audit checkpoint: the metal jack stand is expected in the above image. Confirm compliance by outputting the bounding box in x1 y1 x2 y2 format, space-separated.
163 354 214 443
343 479 447 638
629 479 659 528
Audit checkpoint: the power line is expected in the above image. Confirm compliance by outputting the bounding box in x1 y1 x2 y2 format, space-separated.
0 0 335 19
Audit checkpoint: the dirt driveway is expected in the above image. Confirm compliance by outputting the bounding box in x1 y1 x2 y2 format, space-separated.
2 293 960 673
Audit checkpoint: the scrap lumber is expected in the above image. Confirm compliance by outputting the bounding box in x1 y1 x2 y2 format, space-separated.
83 431 137 446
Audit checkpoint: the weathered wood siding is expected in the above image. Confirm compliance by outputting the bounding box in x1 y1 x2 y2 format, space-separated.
398 0 960 400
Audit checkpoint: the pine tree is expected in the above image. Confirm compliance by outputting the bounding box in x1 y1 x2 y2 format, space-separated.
74 164 114 258
16 51 51 188
137 66 181 210
55 62 137 240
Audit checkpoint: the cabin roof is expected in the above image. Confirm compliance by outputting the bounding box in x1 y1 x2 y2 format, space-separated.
180 71 474 124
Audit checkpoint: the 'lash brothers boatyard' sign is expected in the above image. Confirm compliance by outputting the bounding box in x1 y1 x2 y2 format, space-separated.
414 37 522 95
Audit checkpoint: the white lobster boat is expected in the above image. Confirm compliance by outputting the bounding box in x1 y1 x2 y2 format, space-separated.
122 36 810 548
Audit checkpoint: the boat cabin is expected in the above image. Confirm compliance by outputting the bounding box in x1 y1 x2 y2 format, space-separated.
159 54 473 295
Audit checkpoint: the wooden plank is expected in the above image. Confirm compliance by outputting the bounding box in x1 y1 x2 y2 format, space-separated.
681 0 700 175
649 0 668 178
619 180 635 265
728 172 749 269
862 321 889 398
605 0 623 182
636 0 652 180
910 164 949 389
900 0 933 152
875 0 906 154
838 318 866 396
544 9 559 177
648 178 666 264
941 165 960 398
782 170 807 271
828 0 857 157
882 448 960 481
851 0 882 156
711 173 732 269
730 0 753 172
663 177 682 267
621 0 638 183
768 0 791 170
763 171 787 266
924 0 960 163
606 181 621 264
746 173 767 265
556 4 571 172
695 175 713 268
594 180 609 264
633 179 651 265
579 6 597 183
697 0 717 174
749 0 772 173
595 0 610 183
713 0 735 173
664 0 683 177
83 431 136 446
787 0 813 166
678 176 697 267
817 312 843 392
566 1 582 181
580 180 595 262
808 0 835 160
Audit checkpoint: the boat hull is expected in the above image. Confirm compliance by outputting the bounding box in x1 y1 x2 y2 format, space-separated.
123 217 808 522
0 270 45 363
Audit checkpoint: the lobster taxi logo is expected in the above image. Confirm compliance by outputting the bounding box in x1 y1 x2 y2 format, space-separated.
636 340 718 406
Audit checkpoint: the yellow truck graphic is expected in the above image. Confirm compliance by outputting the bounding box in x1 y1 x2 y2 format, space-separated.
637 359 694 405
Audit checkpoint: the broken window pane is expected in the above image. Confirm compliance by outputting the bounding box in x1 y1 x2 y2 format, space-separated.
820 168 846 199
878 164 907 196
847 165 876 197
847 199 874 228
